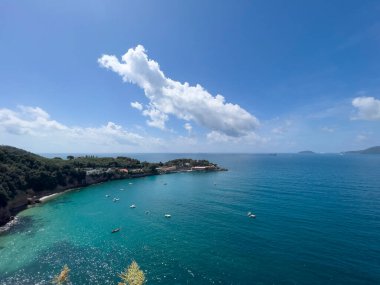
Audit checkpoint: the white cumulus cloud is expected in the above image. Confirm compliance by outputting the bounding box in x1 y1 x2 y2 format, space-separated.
130 101 143 111
0 106 67 135
98 45 259 137
352 96 380 120
0 106 162 151
142 108 168 130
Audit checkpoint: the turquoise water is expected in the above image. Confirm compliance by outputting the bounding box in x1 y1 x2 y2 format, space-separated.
0 154 380 284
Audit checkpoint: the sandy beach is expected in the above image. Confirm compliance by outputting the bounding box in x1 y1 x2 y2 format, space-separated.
38 186 83 203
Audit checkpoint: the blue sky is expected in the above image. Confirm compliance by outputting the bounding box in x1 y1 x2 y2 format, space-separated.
0 0 380 153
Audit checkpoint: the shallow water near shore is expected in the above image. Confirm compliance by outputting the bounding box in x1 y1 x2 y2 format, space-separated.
0 154 380 284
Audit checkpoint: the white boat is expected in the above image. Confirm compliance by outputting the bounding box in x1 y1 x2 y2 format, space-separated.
113 198 120 202
247 212 256 218
129 182 133 185
111 228 120 233
164 214 171 218
130 204 136 208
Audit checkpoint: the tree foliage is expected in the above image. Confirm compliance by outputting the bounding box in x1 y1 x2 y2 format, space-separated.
52 264 70 285
164 158 215 167
0 146 85 207
0 145 217 209
118 261 146 285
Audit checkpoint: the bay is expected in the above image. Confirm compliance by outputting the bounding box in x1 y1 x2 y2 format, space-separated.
0 154 379 284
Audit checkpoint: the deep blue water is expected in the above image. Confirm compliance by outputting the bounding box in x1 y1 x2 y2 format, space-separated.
0 154 379 284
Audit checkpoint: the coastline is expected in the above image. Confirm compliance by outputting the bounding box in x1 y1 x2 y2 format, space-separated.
0 168 226 230
38 186 84 203
0 183 104 232
38 192 64 203
0 216 19 233
0 172 152 228
0 189 78 232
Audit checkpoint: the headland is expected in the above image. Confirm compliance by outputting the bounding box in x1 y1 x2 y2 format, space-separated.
0 145 226 227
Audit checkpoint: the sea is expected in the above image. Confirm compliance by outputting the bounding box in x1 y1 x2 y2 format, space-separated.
0 153 379 284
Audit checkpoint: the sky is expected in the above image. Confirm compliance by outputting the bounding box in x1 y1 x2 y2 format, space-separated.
0 0 380 153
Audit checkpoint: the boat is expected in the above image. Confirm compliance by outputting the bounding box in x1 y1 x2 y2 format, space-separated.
247 212 256 218
129 182 133 185
164 214 171 218
113 198 120 202
130 204 136 208
111 228 120 233
105 195 110 198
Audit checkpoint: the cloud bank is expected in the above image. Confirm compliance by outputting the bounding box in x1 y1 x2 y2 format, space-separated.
98 45 259 137
0 106 160 151
0 106 67 135
352 96 380 120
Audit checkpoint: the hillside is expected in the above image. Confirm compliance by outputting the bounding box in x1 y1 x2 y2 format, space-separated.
345 146 380 154
0 146 222 226
0 146 87 226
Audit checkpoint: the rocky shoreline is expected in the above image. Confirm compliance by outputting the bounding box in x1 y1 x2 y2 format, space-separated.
0 173 150 228
0 168 226 229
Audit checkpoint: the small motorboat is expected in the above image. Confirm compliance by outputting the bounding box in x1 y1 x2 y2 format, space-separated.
111 228 120 233
130 204 136 208
105 195 110 198
113 198 120 202
164 214 171 218
247 212 256 218
129 182 133 185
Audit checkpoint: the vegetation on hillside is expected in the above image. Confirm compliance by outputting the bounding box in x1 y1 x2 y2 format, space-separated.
164 158 216 168
0 145 221 212
0 146 85 207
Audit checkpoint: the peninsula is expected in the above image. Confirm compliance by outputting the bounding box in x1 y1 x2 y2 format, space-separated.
344 146 380 154
0 145 226 226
